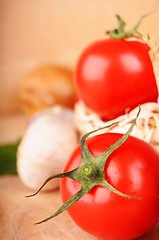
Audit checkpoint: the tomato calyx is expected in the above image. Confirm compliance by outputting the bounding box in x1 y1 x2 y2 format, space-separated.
26 107 141 224
106 9 155 39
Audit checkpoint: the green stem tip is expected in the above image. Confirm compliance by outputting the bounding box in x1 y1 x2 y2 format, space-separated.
107 3 158 39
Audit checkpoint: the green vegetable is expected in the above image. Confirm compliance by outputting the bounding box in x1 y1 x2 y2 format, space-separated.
0 141 19 174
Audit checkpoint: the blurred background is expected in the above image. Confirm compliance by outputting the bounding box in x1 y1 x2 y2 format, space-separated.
0 0 159 115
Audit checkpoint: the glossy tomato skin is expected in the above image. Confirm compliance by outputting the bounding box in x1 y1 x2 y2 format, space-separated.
75 39 158 120
60 133 159 240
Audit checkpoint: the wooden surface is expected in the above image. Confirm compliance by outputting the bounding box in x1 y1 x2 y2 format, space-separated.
0 175 100 240
0 175 159 240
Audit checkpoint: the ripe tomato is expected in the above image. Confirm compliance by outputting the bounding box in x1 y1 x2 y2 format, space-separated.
60 133 159 240
75 39 158 120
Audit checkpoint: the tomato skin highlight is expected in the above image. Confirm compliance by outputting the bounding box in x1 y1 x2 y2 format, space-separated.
75 39 158 120
60 133 159 240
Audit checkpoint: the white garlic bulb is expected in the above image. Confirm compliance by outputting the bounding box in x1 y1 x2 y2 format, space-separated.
17 106 78 191
74 101 159 151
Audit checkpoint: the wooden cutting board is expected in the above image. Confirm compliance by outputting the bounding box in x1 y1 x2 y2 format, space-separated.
0 175 159 240
0 175 100 240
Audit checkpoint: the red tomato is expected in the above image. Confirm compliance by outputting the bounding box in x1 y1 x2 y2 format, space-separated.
75 39 158 120
60 133 159 240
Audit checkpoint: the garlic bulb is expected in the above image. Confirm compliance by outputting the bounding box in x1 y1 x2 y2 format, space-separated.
74 101 159 151
17 106 78 191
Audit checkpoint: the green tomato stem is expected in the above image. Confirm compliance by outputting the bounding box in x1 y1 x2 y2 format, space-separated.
97 106 140 171
80 163 97 178
80 122 118 163
26 106 141 224
34 187 89 225
107 5 158 39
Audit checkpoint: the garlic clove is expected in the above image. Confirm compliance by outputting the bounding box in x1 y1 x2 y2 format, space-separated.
17 106 78 191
